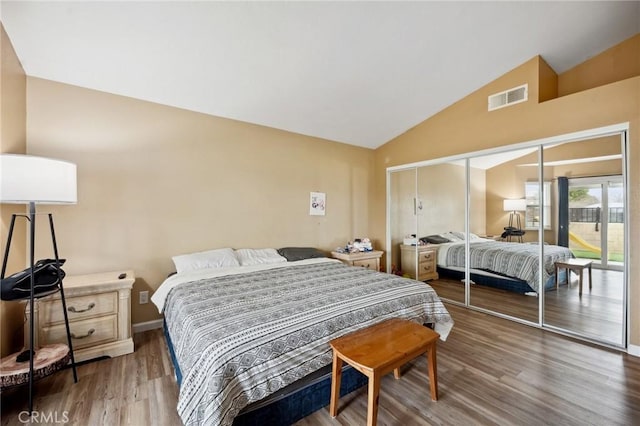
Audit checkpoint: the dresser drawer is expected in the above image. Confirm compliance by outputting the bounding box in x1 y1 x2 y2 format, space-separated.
40 291 118 325
40 314 118 350
418 262 435 276
352 258 378 270
418 250 435 263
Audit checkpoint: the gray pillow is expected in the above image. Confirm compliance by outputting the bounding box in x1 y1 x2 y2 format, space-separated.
420 235 451 244
277 247 327 261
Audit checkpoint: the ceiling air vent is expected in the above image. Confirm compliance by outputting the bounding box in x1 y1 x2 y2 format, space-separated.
488 84 528 111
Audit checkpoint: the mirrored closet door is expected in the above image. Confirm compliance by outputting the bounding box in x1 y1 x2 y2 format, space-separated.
388 169 417 279
468 147 540 323
542 134 626 346
387 125 628 349
415 161 466 304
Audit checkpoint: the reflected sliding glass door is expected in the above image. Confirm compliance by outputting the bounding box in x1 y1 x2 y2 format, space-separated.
567 176 624 271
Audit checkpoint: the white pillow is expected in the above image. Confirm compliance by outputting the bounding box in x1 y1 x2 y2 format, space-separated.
235 248 287 266
441 232 481 241
450 231 466 240
440 232 462 242
172 248 240 274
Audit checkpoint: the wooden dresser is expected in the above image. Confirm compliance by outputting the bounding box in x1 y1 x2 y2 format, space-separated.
26 270 135 362
400 245 439 281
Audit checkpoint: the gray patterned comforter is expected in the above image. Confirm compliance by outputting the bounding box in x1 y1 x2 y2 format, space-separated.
440 241 573 292
163 259 453 426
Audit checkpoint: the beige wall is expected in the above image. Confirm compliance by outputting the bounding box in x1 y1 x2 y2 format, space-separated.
25 78 375 324
373 42 640 346
417 163 485 237
0 24 27 356
559 34 640 96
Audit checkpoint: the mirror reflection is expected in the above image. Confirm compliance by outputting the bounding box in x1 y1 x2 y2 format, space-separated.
387 129 627 348
542 136 625 346
415 162 466 304
389 169 417 279
464 148 541 322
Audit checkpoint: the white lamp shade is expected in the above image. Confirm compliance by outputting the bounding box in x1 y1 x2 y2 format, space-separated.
503 198 527 212
0 154 77 204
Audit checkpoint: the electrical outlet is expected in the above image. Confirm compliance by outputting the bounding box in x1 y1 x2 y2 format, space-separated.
139 290 149 304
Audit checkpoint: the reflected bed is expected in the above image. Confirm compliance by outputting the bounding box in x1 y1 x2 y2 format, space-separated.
436 238 574 294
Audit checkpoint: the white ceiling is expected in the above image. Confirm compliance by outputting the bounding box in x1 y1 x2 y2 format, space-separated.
1 1 639 149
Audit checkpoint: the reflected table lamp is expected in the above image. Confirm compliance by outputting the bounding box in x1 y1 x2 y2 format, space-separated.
0 154 78 413
502 198 527 242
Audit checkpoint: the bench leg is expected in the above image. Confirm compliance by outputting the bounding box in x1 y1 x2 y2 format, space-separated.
579 268 583 296
393 367 401 379
427 343 438 401
329 352 343 417
589 264 592 290
367 374 380 426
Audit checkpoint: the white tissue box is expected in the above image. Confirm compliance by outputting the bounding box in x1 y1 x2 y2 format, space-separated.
403 237 418 245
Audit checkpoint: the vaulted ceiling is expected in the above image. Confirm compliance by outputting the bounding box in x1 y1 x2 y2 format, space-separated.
2 1 639 148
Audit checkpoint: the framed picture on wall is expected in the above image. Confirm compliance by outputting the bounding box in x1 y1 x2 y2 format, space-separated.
310 192 326 216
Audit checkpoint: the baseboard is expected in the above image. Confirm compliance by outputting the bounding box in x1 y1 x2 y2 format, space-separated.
132 319 163 334
628 344 640 357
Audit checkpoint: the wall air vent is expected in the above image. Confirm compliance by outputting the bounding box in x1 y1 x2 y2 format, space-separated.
488 84 528 111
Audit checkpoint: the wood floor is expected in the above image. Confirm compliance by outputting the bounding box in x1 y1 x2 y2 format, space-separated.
3 304 640 425
430 268 624 345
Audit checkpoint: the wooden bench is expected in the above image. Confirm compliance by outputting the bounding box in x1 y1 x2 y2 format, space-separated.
329 317 439 426
555 258 593 295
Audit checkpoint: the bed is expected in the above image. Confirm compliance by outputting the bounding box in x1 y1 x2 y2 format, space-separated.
152 248 453 426
430 233 574 294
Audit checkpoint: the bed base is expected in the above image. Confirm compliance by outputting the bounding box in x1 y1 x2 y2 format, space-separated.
163 323 368 425
437 267 566 294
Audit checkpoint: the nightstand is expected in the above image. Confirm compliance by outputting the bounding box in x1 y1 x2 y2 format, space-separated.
331 250 383 272
25 270 135 362
400 245 439 281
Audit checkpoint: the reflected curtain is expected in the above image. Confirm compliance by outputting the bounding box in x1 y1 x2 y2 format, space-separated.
558 177 569 247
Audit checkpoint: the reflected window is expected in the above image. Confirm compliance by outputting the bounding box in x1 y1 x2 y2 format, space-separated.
524 181 551 230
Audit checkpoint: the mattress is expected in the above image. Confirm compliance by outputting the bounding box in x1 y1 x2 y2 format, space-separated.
437 239 574 292
163 320 369 425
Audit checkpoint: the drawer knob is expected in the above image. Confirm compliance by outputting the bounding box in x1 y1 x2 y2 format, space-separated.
71 328 96 340
68 302 95 313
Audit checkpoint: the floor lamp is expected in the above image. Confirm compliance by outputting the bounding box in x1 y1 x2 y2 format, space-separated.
0 154 78 413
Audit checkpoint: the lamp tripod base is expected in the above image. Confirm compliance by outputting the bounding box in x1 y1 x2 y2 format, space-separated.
16 349 36 363
0 344 71 389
